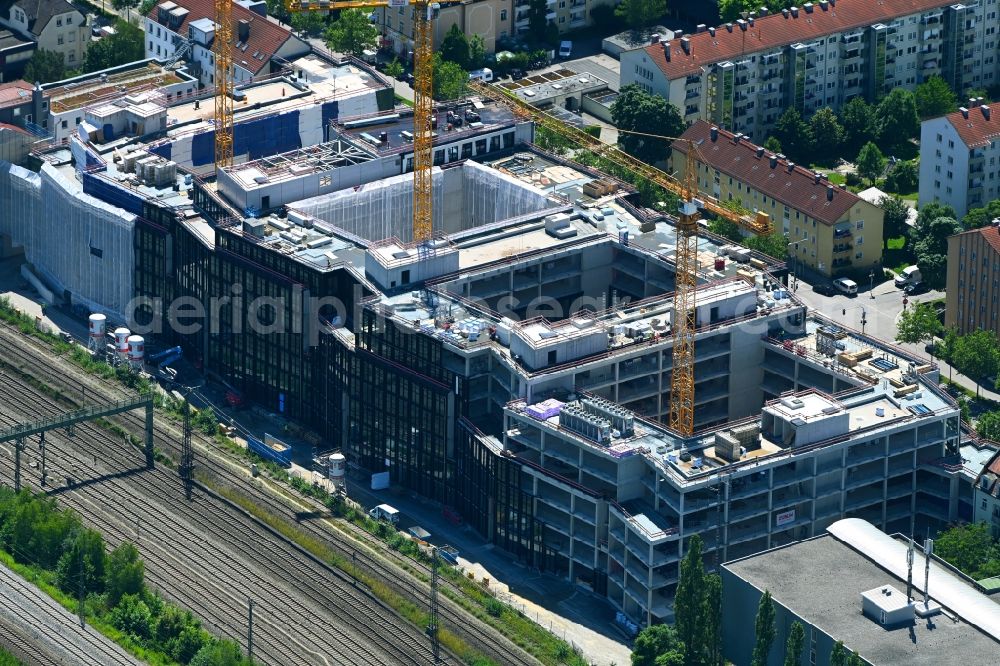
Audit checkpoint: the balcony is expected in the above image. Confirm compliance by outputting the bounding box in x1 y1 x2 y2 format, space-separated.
832 243 853 255
545 9 556 20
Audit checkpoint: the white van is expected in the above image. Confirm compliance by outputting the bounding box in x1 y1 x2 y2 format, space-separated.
369 504 400 524
894 265 922 287
469 68 493 82
559 40 573 58
833 277 858 295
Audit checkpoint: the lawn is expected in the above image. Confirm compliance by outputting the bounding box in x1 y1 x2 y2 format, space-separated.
883 235 915 273
825 171 846 186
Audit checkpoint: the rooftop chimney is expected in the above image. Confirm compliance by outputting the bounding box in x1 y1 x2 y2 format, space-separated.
977 97 985 106
969 97 977 108
827 185 834 201
238 18 250 43
726 23 734 32
756 146 765 158
960 106 969 118
819 0 828 9
759 7 769 16
982 104 992 120
663 41 671 61
710 125 719 142
681 36 691 54
782 8 790 18
749 17 755 27
708 26 716 37
791 6 799 17
769 155 777 168
814 172 821 184
738 19 747 31
804 2 814 13
829 0 835 5
696 24 707 33
650 33 660 44
787 161 796 173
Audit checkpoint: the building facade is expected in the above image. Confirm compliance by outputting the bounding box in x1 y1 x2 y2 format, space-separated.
377 0 512 59
0 0 88 70
621 0 1000 142
974 449 1000 538
945 224 1000 337
671 121 884 278
919 103 1000 218
144 0 309 86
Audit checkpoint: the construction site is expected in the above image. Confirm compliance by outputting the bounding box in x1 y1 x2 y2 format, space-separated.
0 2 980 653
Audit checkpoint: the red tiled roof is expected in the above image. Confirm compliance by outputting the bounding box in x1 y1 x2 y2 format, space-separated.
951 224 1000 257
945 106 1000 149
0 122 31 135
0 80 32 109
672 120 860 226
146 0 294 75
642 0 951 80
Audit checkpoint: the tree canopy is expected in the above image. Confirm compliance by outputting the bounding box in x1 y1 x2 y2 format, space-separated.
884 159 918 195
631 624 685 666
783 622 805 666
611 84 684 164
840 97 877 156
774 108 813 163
962 199 1000 230
976 411 1000 442
876 88 920 153
745 231 790 260
951 329 1000 396
751 590 776 666
895 303 941 345
290 11 327 37
675 534 706 664
615 0 666 30
916 75 958 119
24 49 66 84
440 24 471 68
907 213 959 288
324 8 378 56
855 142 886 185
84 22 145 74
934 522 1000 580
808 107 845 164
433 55 468 100
879 194 910 241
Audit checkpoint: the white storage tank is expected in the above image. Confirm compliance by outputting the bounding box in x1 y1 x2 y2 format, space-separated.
126 335 145 363
328 453 346 482
114 327 131 356
88 313 106 343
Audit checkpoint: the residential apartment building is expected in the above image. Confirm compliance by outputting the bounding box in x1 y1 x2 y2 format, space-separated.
621 0 1000 142
918 103 1000 217
671 121 884 278
0 28 33 82
975 449 1000 538
945 224 1000 336
0 0 88 69
144 0 308 86
377 0 512 59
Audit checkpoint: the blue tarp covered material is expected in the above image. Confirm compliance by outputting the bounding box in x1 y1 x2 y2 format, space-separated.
321 101 339 141
149 142 170 160
191 130 215 167
82 172 144 217
234 111 302 160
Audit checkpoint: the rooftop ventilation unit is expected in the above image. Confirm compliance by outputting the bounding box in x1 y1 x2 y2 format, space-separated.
560 403 612 445
581 397 634 436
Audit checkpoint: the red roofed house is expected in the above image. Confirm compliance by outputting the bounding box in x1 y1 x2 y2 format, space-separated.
919 102 1000 218
144 0 308 87
671 120 883 278
621 0 998 142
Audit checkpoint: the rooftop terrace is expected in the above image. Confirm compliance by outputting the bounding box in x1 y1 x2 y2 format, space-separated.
45 62 189 114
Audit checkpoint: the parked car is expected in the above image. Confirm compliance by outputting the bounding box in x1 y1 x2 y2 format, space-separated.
812 283 836 296
509 68 526 80
558 40 573 58
894 265 922 287
833 277 858 295
903 281 929 295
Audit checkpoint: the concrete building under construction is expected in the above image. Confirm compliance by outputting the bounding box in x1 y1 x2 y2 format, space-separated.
0 69 973 628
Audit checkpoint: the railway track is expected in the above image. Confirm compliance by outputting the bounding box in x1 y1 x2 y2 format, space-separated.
0 370 447 665
0 325 544 666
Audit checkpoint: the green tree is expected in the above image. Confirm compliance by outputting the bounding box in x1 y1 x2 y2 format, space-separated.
172 624 209 663
631 624 685 666
855 142 886 185
527 0 552 44
879 194 910 241
763 136 782 153
884 159 918 194
106 542 145 605
615 0 666 30
745 231 789 259
774 108 813 163
189 639 250 666
535 125 572 155
708 217 743 242
910 215 960 288
916 75 958 119
846 651 865 666
468 34 486 70
110 593 154 640
440 24 470 68
975 411 1000 442
841 97 877 156
751 590 775 666
895 303 942 345
808 107 844 164
112 0 140 18
324 8 378 56
916 201 957 228
876 88 920 152
433 55 468 100
2 493 79 569
675 534 706 665
934 522 1000 579
939 326 959 378
56 528 106 597
704 573 723 666
830 641 848 666
962 199 1000 230
24 49 66 84
290 11 327 37
784 621 805 666
85 22 145 75
953 329 1000 396
611 84 683 164
264 0 290 23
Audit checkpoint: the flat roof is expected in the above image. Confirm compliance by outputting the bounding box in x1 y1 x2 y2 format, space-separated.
46 62 188 114
499 68 608 103
724 521 999 665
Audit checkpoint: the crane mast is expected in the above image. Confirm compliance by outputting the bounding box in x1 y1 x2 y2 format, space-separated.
214 0 234 169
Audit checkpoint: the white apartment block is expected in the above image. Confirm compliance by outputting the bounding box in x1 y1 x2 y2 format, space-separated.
919 102 1000 217
621 0 1000 142
0 0 88 70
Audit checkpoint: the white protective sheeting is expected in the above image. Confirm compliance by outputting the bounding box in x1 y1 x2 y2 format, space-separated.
289 161 552 243
0 161 136 318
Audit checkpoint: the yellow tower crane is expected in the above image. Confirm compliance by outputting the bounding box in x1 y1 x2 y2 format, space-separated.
214 0 234 169
468 79 771 436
